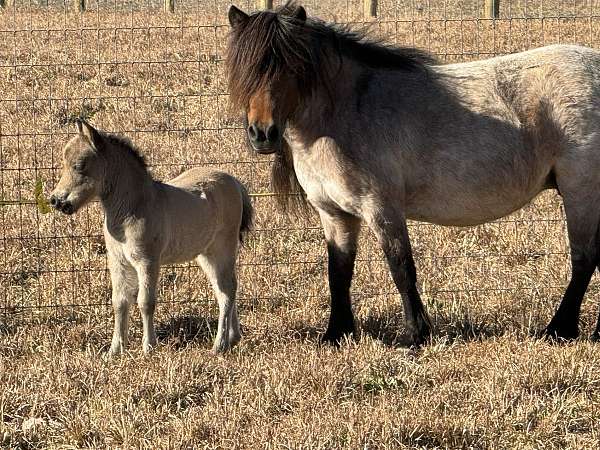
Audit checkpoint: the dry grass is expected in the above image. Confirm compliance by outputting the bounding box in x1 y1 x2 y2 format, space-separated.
2 1 600 448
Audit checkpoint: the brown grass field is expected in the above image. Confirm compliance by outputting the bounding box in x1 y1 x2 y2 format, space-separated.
2 0 600 448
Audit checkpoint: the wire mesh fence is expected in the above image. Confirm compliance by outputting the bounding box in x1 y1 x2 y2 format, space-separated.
1 1 599 332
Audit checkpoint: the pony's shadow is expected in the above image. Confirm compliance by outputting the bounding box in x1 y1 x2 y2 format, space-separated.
156 315 218 350
360 309 508 348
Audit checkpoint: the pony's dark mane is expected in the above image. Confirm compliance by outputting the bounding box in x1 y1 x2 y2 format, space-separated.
100 131 148 170
226 2 435 212
226 2 435 109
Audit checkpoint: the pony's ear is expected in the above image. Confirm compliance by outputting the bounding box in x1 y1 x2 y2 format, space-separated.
76 118 102 150
228 5 249 28
292 5 307 23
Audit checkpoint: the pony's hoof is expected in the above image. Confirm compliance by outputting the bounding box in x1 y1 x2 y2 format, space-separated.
590 332 600 342
541 324 578 342
407 316 432 348
408 331 430 348
320 327 355 347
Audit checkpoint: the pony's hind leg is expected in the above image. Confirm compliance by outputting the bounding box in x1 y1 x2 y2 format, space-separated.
197 241 240 353
317 209 361 345
544 176 600 340
366 207 431 347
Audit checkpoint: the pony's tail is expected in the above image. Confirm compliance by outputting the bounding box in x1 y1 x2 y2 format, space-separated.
237 181 254 245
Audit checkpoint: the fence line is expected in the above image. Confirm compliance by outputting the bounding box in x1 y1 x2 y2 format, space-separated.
0 0 594 324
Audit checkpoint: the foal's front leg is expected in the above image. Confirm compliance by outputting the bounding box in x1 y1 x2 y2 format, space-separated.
134 261 160 353
367 209 432 346
108 259 138 357
318 209 361 345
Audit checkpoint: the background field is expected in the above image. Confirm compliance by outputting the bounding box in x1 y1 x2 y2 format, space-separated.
2 0 600 448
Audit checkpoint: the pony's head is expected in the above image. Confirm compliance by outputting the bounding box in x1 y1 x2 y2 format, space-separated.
226 2 311 154
50 120 107 215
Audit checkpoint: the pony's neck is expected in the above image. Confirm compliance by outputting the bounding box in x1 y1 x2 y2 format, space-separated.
100 146 154 222
290 52 366 143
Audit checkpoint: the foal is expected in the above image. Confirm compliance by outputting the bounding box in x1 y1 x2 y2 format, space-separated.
50 120 253 355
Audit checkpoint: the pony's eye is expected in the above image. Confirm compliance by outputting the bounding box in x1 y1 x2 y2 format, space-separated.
73 161 86 172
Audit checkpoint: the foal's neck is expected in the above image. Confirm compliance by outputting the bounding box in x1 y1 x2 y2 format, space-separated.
100 145 154 223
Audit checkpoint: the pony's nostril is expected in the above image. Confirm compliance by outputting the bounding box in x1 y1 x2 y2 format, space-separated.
49 195 57 206
266 125 279 142
255 129 267 143
248 125 257 139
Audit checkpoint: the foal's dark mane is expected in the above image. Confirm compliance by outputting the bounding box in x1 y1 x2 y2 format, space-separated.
226 2 436 212
99 131 148 170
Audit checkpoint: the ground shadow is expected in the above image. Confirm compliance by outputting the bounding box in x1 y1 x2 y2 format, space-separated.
286 323 322 342
359 308 510 348
156 314 219 350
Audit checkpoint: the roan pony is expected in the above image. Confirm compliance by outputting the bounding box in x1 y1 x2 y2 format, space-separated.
226 2 600 346
50 119 253 355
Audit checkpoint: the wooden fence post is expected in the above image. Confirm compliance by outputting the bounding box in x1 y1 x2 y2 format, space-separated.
364 0 377 19
485 0 499 18
164 0 175 13
257 0 273 9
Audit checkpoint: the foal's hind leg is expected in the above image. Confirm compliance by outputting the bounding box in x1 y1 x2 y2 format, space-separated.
317 209 361 345
197 240 240 353
544 184 600 340
133 261 160 353
366 207 431 347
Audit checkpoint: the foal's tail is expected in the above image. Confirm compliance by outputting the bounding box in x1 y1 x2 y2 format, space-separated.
237 180 254 244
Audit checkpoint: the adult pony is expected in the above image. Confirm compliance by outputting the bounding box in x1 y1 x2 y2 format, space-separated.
226 2 600 346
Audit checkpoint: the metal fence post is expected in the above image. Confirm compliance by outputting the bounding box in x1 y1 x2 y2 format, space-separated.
364 0 377 19
485 0 499 18
257 0 273 10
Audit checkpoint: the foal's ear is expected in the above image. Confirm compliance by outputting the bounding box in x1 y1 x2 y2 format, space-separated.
75 118 102 150
228 5 249 28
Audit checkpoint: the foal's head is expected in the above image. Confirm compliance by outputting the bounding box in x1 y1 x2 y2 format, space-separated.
226 2 311 154
50 120 108 215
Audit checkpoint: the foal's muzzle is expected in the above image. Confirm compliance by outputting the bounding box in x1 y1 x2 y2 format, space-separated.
247 123 279 154
49 194 74 215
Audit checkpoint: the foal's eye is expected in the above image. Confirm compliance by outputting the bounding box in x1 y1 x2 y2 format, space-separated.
73 161 86 172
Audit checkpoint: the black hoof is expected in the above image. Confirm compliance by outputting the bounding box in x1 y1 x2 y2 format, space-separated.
407 315 432 348
542 323 578 342
590 332 600 342
320 325 355 347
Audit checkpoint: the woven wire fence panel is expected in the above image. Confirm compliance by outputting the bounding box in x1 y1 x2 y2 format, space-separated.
1 0 599 333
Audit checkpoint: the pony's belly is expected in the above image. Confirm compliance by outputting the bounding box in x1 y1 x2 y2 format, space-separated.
404 190 544 226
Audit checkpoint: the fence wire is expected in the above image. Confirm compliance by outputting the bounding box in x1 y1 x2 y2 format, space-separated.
1 1 598 328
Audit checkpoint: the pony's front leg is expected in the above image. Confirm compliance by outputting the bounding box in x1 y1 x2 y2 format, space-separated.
367 209 432 347
318 208 361 345
134 262 160 353
107 260 137 357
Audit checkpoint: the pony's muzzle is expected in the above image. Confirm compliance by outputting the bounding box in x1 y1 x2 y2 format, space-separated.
49 194 74 215
247 123 279 154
